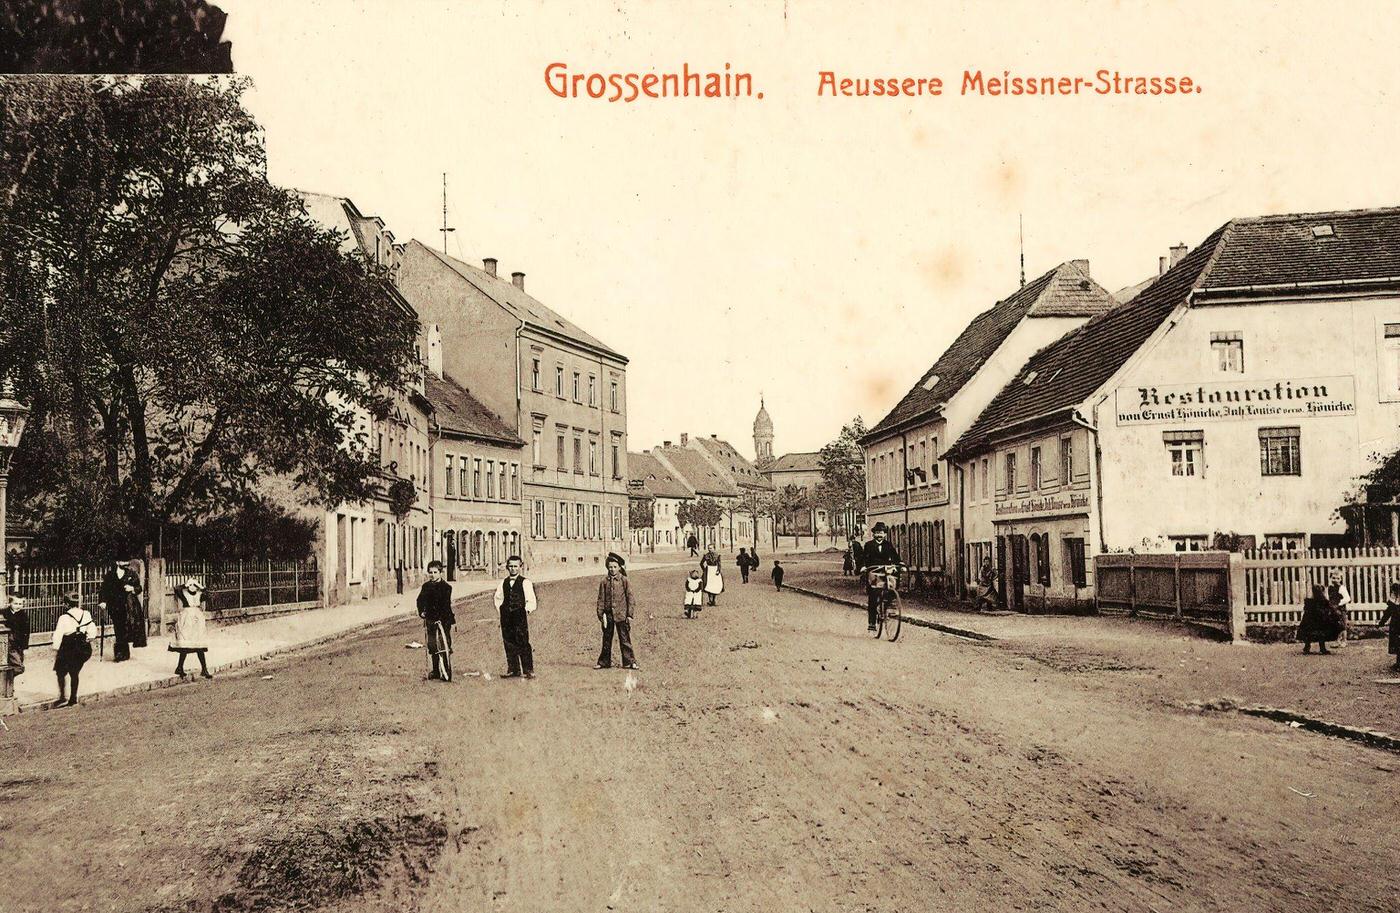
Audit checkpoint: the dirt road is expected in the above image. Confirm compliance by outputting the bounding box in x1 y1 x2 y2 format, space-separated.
3 568 1396 912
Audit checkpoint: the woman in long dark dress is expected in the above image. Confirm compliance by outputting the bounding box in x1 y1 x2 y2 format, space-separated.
1297 584 1339 654
1379 582 1400 671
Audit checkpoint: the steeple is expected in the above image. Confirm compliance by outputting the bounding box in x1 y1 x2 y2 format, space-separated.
753 396 774 468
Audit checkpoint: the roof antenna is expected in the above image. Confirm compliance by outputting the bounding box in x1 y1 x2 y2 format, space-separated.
1019 212 1026 288
440 172 455 254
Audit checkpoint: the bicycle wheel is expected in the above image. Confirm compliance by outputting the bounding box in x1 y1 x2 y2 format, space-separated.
440 650 453 682
871 596 885 638
885 591 902 641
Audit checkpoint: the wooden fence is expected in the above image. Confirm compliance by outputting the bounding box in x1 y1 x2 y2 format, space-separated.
1094 552 1242 639
1243 547 1399 626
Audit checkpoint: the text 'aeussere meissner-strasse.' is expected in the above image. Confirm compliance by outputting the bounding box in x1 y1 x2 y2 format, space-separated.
816 69 1200 97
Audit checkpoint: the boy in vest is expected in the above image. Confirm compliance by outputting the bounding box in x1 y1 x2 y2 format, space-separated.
493 555 536 679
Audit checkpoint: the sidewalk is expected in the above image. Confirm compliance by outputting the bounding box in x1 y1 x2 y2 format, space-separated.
781 557 1400 742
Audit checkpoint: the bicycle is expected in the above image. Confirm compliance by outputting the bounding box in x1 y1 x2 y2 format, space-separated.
867 564 903 641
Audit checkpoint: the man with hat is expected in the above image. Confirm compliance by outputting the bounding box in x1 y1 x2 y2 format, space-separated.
595 552 637 670
493 555 537 679
98 555 142 662
859 522 902 632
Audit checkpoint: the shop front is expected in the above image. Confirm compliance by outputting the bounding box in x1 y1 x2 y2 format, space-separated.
992 490 1094 613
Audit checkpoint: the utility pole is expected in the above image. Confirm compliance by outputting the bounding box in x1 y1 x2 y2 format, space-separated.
440 172 455 254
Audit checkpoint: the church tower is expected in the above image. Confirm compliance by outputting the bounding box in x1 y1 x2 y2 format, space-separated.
753 396 774 468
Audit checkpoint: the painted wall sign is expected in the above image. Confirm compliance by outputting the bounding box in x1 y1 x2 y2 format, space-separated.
994 491 1090 520
1115 376 1356 426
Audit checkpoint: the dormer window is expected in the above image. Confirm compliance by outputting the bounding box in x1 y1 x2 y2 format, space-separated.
1311 224 1334 238
922 374 940 391
1022 370 1038 385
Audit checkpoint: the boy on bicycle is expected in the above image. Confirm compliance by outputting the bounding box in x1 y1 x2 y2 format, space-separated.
858 522 902 632
417 560 455 681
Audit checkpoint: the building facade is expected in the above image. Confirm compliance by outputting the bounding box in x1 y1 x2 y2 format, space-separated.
947 207 1400 610
627 450 694 553
861 261 1114 586
397 242 629 573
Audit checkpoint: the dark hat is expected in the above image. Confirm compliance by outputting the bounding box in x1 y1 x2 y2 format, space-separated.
63 591 80 607
872 522 889 533
606 552 626 567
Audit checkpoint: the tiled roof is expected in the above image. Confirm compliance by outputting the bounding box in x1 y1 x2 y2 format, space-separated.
768 451 822 472
947 223 1231 458
424 372 523 446
653 446 738 498
408 241 623 360
627 452 694 499
866 261 1114 439
692 436 774 490
950 205 1400 459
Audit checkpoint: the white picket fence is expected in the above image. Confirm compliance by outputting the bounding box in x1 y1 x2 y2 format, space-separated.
1243 547 1399 626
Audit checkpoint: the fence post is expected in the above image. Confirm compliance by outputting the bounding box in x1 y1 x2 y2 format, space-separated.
294 562 300 604
268 561 273 607
238 559 244 612
1173 555 1183 620
1227 552 1247 644
150 557 167 637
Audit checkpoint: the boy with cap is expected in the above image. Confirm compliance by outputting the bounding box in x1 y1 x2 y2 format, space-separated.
595 552 637 670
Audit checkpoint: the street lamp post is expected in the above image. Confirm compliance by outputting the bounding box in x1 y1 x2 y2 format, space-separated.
0 379 32 715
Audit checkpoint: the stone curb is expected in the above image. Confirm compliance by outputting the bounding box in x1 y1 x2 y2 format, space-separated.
783 584 999 642
1237 705 1400 755
15 591 499 715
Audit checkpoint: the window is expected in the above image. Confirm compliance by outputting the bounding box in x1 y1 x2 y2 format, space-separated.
968 461 976 501
1030 447 1042 489
592 504 601 540
572 372 581 402
459 459 469 497
1164 430 1204 477
557 501 567 538
1004 452 1017 493
556 433 566 469
589 439 599 475
981 458 989 500
511 464 520 500
555 365 564 397
1259 426 1301 476
588 374 597 406
532 429 542 466
444 455 455 495
486 460 496 499
498 462 507 500
575 503 585 539
1211 331 1244 373
1169 535 1208 552
1381 323 1400 399
1064 538 1087 588
1264 533 1305 551
610 380 619 412
531 358 542 391
930 437 940 482
473 459 482 497
613 506 623 540
533 500 545 538
611 439 622 479
573 437 583 474
1060 436 1073 484
1035 534 1050 586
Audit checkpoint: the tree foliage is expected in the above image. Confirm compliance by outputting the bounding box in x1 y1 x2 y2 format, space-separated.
775 483 811 534
0 75 420 556
677 497 723 532
1 1 233 74
815 416 867 535
628 494 655 531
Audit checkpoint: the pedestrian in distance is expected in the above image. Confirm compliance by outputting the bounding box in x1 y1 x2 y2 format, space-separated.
737 548 752 584
683 569 704 618
98 556 143 662
51 592 94 707
1298 583 1339 654
687 533 699 558
596 552 638 669
1378 582 1400 671
170 578 213 679
771 560 784 591
842 550 854 577
975 557 999 612
417 560 455 681
1326 570 1352 649
2 589 30 682
700 548 724 606
493 556 536 679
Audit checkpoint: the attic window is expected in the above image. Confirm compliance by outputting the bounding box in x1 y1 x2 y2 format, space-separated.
1311 224 1334 238
1022 370 1039 385
922 374 941 391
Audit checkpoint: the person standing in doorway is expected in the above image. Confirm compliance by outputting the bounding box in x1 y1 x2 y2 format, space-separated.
595 553 638 670
493 556 536 679
98 556 141 662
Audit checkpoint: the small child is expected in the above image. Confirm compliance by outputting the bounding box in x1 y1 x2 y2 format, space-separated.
771 560 784 591
684 569 704 618
1379 582 1400 671
417 560 455 681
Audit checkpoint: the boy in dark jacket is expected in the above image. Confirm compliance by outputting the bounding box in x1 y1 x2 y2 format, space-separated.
417 560 455 680
771 561 784 591
2 590 30 679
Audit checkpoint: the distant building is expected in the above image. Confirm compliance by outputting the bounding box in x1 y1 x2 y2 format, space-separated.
651 433 774 549
627 450 694 552
749 400 836 541
753 397 774 468
397 242 629 574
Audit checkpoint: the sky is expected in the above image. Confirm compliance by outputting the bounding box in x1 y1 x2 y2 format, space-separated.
221 0 1400 459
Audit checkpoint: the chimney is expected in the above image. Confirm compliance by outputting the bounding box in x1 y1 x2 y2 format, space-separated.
680 433 689 446
426 323 443 378
1169 243 1188 267
1070 259 1090 277
512 271 525 290
663 440 672 447
1159 256 1168 276
483 258 497 278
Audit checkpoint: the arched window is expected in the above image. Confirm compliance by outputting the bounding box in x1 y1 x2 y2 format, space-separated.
458 530 469 568
471 531 484 567
489 531 499 568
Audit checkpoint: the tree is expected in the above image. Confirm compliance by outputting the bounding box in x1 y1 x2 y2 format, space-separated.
776 483 811 539
1 1 234 74
628 495 655 549
677 497 723 547
0 76 420 558
817 416 868 538
735 487 777 549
